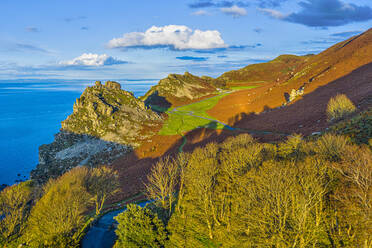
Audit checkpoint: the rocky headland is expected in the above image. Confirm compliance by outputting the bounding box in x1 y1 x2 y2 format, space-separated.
31 81 162 183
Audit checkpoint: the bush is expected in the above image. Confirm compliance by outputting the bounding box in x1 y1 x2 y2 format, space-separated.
115 204 167 248
329 108 372 145
327 94 356 122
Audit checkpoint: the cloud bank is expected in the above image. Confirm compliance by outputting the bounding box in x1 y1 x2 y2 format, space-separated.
107 25 228 50
60 53 127 67
261 0 372 27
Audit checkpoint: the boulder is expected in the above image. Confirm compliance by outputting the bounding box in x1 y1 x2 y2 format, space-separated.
105 81 121 90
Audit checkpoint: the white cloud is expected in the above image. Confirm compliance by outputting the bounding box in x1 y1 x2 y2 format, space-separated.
220 5 247 17
259 8 286 19
191 10 210 16
60 53 126 66
107 25 228 50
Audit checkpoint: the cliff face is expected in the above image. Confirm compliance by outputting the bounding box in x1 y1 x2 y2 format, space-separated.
31 81 162 183
62 81 162 145
141 72 225 108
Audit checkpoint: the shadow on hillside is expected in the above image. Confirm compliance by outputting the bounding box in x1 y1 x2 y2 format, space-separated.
144 90 172 113
31 130 135 185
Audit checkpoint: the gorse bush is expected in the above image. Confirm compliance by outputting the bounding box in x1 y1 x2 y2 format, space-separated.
327 94 356 122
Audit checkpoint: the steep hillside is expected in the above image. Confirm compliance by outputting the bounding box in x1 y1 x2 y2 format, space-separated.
141 72 224 108
218 54 310 85
208 28 372 134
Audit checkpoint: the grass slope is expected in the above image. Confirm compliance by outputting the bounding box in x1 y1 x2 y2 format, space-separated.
159 93 230 135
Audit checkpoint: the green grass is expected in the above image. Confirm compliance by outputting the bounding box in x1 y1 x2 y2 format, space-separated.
159 112 225 135
175 94 228 118
230 85 259 90
158 86 257 135
159 94 229 135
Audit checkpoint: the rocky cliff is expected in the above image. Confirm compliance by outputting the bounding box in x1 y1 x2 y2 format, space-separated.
31 81 162 183
62 81 161 145
141 72 225 108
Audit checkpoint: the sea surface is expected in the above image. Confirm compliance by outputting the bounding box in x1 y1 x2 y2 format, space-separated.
0 80 157 185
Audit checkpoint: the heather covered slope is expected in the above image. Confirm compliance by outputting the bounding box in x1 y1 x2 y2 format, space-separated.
218 54 310 85
208 28 372 134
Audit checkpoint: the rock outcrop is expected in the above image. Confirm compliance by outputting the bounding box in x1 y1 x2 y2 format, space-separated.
31 131 131 183
31 81 162 183
62 81 161 145
141 72 225 108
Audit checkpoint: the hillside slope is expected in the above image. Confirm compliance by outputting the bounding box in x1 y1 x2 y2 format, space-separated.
208 28 372 134
218 54 310 85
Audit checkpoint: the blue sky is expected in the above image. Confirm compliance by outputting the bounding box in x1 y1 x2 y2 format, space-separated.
1 0 372 80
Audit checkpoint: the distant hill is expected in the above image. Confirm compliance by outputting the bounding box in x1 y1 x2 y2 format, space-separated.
141 72 225 108
218 54 311 85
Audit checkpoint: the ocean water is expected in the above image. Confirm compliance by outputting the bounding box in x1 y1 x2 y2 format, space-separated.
0 80 157 185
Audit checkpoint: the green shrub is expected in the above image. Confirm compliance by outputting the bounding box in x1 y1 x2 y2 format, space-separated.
327 94 356 122
115 204 167 248
329 108 372 145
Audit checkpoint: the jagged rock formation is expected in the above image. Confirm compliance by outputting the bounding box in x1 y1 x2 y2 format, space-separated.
141 72 225 108
62 81 162 145
32 81 162 183
284 86 305 103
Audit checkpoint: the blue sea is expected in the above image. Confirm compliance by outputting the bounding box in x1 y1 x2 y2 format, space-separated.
0 80 157 185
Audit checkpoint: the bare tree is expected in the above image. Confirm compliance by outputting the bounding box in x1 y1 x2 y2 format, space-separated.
145 156 179 217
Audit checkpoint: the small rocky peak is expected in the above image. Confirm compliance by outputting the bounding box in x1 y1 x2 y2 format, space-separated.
105 81 121 90
95 81 102 87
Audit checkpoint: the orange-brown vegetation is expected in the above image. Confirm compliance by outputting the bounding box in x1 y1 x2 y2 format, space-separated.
208 29 372 136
